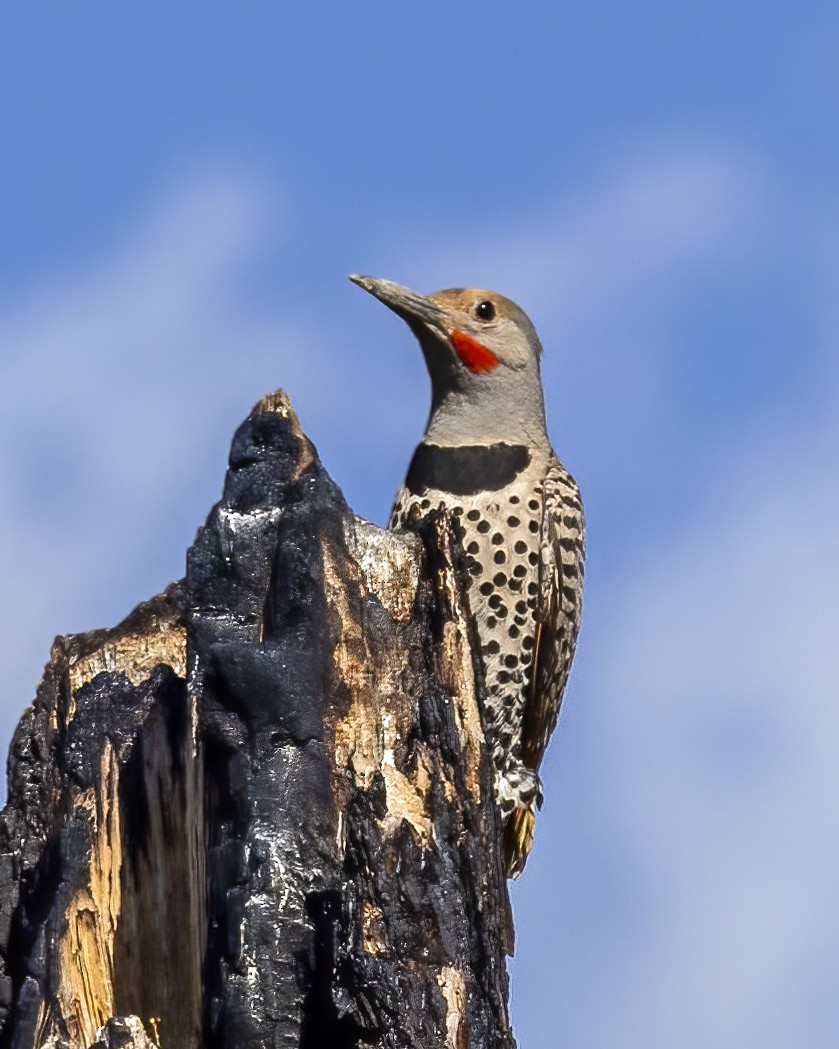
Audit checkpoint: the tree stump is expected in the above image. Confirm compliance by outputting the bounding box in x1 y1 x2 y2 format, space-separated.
0 391 515 1049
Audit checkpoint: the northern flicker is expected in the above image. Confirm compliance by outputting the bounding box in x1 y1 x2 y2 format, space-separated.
350 275 585 877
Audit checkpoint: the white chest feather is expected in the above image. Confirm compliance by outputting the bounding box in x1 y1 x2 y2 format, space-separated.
390 477 544 770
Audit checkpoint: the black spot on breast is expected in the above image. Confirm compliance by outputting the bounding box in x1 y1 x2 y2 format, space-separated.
405 443 532 496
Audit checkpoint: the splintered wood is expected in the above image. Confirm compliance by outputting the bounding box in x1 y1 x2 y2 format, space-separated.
55 744 122 1048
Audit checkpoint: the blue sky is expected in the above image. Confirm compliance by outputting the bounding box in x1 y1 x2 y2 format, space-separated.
2 4 838 1046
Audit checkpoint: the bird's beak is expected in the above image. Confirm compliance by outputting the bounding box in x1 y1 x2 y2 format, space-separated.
349 275 447 331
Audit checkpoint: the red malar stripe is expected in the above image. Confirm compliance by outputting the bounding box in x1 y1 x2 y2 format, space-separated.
450 329 499 374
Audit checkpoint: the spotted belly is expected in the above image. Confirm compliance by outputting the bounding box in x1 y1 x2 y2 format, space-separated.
390 482 543 795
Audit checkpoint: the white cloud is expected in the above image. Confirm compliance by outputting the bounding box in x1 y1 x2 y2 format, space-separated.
0 168 296 730
574 414 839 1048
429 140 758 312
509 322 839 1045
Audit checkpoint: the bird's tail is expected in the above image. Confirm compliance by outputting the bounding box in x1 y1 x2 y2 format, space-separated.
504 805 536 878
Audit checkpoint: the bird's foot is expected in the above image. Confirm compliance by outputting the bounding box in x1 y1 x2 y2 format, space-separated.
495 764 543 818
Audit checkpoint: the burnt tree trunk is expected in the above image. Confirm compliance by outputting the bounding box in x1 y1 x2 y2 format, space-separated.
0 391 515 1049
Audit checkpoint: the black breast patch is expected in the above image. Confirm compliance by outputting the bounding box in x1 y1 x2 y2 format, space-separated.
405 443 531 497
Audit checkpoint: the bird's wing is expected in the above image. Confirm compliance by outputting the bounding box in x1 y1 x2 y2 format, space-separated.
521 458 585 772
505 458 585 876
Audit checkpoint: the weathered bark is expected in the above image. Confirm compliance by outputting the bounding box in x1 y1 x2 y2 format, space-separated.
0 391 514 1049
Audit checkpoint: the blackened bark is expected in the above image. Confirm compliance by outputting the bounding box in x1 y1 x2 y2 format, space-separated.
0 391 515 1049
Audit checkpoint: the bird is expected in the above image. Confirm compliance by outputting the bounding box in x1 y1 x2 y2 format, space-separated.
349 275 585 877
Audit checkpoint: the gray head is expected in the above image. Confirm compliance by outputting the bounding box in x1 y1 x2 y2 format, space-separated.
350 275 549 449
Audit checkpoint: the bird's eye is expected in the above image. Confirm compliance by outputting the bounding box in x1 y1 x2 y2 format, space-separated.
475 299 496 322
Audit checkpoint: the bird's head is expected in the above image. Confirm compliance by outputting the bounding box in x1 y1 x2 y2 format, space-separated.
350 275 548 447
